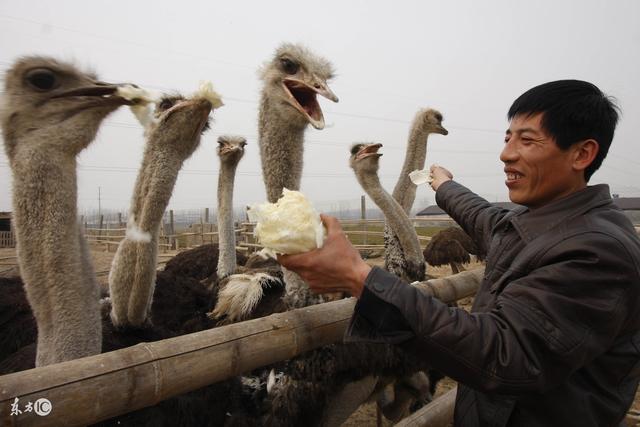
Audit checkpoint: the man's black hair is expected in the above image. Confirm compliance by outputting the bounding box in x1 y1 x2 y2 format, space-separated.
507 80 620 181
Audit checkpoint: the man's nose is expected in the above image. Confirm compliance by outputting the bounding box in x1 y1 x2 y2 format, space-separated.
500 140 517 163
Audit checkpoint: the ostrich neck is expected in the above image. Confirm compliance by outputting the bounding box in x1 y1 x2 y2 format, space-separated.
357 171 424 268
134 141 191 233
259 96 307 203
392 127 432 214
217 160 240 278
13 151 80 273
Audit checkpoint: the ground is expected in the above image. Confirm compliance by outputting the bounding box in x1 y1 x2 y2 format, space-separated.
2 247 639 426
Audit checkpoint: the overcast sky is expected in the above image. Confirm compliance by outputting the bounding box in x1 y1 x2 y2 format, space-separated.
1 0 639 216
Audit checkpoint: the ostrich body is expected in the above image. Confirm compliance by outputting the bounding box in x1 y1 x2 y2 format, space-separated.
384 109 448 276
109 94 214 328
0 57 131 366
351 143 425 282
215 135 246 279
258 43 338 308
424 226 484 274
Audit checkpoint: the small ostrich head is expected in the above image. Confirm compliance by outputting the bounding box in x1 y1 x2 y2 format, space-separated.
415 108 448 136
1 56 133 158
259 43 338 130
349 142 383 175
217 135 246 164
148 94 212 157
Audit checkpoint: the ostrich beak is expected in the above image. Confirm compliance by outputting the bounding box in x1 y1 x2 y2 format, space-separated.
282 77 339 130
356 143 383 161
51 82 137 104
437 125 449 136
315 82 339 103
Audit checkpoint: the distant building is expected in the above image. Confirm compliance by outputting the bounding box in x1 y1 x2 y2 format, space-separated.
0 212 11 232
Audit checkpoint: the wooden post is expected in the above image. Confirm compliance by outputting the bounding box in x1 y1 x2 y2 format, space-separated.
205 207 210 224
118 212 123 228
361 195 367 246
395 387 457 427
98 215 104 242
200 216 205 246
169 210 175 250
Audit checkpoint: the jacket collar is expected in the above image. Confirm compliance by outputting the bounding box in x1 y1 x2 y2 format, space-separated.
510 184 613 243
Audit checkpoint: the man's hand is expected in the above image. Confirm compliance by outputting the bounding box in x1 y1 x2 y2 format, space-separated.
277 215 371 298
430 164 453 191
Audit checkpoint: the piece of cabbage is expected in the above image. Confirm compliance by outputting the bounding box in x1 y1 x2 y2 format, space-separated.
409 168 433 185
248 189 326 258
194 81 224 109
116 85 160 132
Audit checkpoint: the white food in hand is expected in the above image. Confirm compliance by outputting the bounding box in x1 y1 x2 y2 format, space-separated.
409 169 433 185
248 189 326 258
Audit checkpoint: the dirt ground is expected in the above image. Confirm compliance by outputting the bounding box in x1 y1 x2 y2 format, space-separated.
2 247 639 426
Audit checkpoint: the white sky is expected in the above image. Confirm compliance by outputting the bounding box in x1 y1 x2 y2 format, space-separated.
1 0 639 215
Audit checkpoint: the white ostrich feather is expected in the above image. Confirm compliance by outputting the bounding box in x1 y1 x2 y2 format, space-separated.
210 273 280 322
125 216 152 243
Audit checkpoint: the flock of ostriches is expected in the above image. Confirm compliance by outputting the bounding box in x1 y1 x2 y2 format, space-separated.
0 44 483 426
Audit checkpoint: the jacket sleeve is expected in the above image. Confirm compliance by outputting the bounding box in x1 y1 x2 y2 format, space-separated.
435 180 513 255
346 232 638 394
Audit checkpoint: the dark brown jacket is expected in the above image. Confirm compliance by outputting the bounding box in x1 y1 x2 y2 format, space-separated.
346 181 640 426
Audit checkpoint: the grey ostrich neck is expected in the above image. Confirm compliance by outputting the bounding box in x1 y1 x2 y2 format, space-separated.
258 96 306 203
217 157 241 279
356 169 425 281
9 133 103 366
392 126 432 213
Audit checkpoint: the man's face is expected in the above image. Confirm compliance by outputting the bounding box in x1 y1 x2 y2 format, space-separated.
501 113 584 209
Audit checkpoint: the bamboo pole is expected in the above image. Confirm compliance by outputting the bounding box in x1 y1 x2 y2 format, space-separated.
0 268 483 426
395 387 457 427
0 299 355 427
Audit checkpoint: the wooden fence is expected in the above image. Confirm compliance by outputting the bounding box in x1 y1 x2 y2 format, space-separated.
0 231 15 248
0 268 484 426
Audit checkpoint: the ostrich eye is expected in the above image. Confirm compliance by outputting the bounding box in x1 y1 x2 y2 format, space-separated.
25 68 58 91
434 113 443 122
158 98 175 111
350 144 362 155
280 58 299 75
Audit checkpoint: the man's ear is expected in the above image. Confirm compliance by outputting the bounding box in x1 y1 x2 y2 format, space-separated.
573 139 599 172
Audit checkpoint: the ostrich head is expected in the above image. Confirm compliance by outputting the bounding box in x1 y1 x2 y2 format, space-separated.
259 43 338 130
1 56 133 159
217 135 246 163
349 142 383 174
148 94 213 157
415 108 448 136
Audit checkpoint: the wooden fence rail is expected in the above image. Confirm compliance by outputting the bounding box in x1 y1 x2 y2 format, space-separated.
0 268 484 427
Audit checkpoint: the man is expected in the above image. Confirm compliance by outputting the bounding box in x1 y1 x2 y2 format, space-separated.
279 80 640 426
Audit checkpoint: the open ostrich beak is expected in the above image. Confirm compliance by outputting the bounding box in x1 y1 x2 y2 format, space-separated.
282 77 339 130
163 97 212 133
356 143 383 161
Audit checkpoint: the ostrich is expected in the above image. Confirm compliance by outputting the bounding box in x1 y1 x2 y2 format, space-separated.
423 226 485 274
215 135 247 279
384 109 448 276
258 42 339 309
351 143 425 282
0 56 134 366
108 93 215 328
